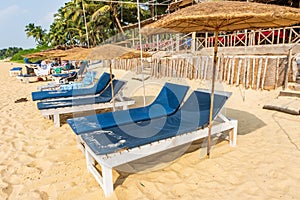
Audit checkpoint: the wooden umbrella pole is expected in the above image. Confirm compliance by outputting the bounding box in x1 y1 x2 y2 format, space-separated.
207 29 219 157
110 60 115 111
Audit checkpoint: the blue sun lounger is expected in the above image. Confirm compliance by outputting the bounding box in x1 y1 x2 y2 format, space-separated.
31 72 112 101
37 79 135 127
9 67 22 76
80 89 238 196
38 71 97 91
67 82 189 135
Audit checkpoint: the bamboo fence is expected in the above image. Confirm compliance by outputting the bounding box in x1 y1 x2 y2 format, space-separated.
104 55 291 90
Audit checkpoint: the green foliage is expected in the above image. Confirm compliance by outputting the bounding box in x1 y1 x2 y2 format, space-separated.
0 47 23 60
10 46 49 63
25 23 49 46
24 0 167 48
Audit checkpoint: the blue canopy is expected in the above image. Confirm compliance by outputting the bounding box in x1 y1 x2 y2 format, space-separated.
31 72 112 101
81 90 231 155
67 82 189 135
37 80 125 110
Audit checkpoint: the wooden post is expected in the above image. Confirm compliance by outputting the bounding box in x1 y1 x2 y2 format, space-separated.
261 57 268 90
216 57 220 81
246 58 250 88
275 57 280 89
204 56 209 80
176 34 180 52
284 49 293 90
219 57 223 81
227 57 232 84
256 57 263 90
230 57 235 85
207 29 219 157
191 32 196 53
252 58 256 89
224 58 229 81
236 58 242 86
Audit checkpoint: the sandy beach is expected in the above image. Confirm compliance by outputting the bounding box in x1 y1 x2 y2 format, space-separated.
0 60 300 200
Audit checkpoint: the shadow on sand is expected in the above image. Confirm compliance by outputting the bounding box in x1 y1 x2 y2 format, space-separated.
225 108 266 136
113 107 266 191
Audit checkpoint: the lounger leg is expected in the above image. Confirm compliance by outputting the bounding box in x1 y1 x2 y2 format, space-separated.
229 119 238 147
102 165 114 197
85 149 114 197
53 113 60 127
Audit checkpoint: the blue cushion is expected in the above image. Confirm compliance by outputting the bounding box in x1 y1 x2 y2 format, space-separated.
31 72 112 101
67 82 189 135
37 80 125 110
10 67 22 71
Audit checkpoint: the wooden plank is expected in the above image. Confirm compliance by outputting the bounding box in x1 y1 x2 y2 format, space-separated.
284 49 293 90
230 57 235 85
256 57 263 90
245 58 250 88
279 91 300 98
227 57 232 84
252 58 256 89
261 57 268 90
236 58 242 86
275 57 279 89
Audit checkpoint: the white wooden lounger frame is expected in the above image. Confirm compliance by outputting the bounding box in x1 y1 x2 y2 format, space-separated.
82 113 238 197
40 88 135 127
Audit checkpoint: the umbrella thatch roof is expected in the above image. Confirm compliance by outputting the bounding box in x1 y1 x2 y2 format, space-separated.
86 44 150 60
23 49 66 59
24 45 151 61
141 1 300 35
59 47 90 60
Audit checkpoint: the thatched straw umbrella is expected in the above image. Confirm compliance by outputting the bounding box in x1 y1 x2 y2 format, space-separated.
86 44 150 109
141 1 300 157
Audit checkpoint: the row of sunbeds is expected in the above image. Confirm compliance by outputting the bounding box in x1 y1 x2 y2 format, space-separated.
31 72 238 197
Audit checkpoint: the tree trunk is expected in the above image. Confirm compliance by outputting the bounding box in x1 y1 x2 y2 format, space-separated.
113 6 124 34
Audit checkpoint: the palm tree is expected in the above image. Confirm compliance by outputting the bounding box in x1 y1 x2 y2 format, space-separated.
25 23 47 46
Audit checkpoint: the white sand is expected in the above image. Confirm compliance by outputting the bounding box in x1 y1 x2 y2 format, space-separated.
0 61 300 199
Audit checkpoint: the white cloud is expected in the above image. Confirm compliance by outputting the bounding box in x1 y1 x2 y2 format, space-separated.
0 5 28 24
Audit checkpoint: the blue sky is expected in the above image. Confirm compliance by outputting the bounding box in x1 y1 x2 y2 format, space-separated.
0 0 70 49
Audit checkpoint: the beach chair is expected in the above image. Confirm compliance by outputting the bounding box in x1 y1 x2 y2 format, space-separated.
9 67 22 76
31 72 112 101
16 64 51 83
67 82 189 135
51 61 87 83
38 71 96 91
37 79 135 127
79 89 238 196
15 65 37 83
